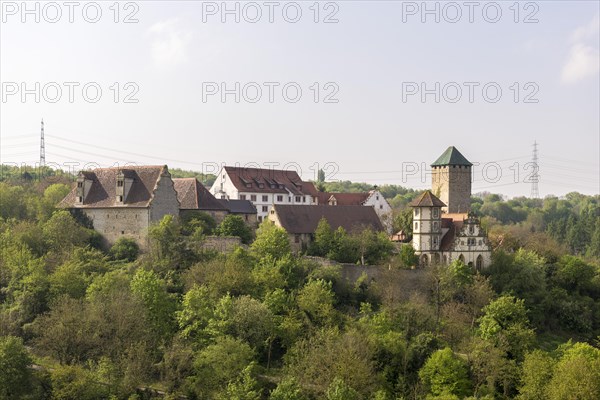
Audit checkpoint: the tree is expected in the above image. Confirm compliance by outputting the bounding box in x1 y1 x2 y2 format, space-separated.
148 214 187 269
191 336 255 398
251 221 291 260
309 218 334 257
269 377 307 400
50 364 109 400
181 211 217 236
217 215 253 244
285 328 377 397
325 377 360 400
0 336 32 400
478 295 535 361
545 342 600 400
130 268 178 340
518 350 555 400
109 237 139 262
177 285 214 342
296 279 336 327
217 364 261 400
42 210 91 252
399 244 418 268
418 347 472 398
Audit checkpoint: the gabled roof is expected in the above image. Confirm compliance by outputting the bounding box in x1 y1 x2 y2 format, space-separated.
58 165 168 208
327 192 370 205
431 146 473 167
216 199 257 214
272 205 384 234
409 191 446 208
223 166 318 196
173 178 226 211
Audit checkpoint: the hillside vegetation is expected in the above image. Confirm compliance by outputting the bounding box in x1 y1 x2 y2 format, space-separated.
0 168 599 399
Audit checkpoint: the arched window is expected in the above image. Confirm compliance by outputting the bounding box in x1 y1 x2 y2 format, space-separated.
476 255 484 270
458 254 465 264
420 254 429 267
415 222 419 230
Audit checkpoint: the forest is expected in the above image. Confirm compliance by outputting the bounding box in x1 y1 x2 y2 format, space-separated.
0 165 599 400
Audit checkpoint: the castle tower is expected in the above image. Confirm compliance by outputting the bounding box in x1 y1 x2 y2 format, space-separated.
431 146 472 214
409 191 445 262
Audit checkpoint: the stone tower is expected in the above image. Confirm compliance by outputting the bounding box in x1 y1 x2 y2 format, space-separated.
409 190 445 259
431 146 472 213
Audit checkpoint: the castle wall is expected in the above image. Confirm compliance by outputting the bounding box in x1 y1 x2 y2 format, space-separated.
149 172 180 223
84 207 150 249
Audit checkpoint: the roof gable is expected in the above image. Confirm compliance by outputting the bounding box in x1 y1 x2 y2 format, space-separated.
59 165 167 208
173 178 226 211
409 190 446 207
431 146 473 167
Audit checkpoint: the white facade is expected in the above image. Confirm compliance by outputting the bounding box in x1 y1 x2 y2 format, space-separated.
210 167 316 221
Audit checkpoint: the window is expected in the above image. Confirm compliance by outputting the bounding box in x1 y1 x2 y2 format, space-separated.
433 221 439 230
295 196 301 202
270 209 275 214
262 206 268 212
117 195 123 202
376 195 379 200
240 194 246 200
117 180 124 187
302 196 306 203
277 195 283 202
415 209 420 217
433 236 439 246
121 231 125 234
478 240 482 245
380 205 383 209
258 216 263 222
251 195 257 201
77 182 83 188
262 195 268 202
76 196 82 203
433 208 439 218
414 222 419 230
469 225 474 234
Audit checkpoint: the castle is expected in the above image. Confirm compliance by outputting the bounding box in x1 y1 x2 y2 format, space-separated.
410 146 492 269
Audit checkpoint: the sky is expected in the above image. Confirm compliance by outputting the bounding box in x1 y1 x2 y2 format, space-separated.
1 0 599 197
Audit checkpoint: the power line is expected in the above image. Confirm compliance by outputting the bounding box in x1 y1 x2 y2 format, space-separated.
531 141 539 198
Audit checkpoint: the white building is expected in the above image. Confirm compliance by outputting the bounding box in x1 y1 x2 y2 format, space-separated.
210 166 319 222
410 146 492 269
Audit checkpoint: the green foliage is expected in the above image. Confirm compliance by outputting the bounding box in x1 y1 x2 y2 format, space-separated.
0 335 32 400
109 237 139 262
181 211 217 236
168 168 216 186
49 364 109 400
399 244 419 268
269 377 307 400
545 342 600 400
251 221 291 260
190 336 255 397
217 214 253 244
325 377 361 400
518 350 555 400
478 295 535 360
130 268 177 340
418 348 472 398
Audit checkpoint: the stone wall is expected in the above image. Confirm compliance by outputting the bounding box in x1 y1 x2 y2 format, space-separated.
200 236 243 252
432 166 471 213
84 207 150 249
150 172 180 224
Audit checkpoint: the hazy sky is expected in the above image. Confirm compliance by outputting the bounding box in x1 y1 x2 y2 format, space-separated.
1 0 599 197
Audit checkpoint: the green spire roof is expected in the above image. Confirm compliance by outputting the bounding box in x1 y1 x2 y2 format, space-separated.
431 146 472 167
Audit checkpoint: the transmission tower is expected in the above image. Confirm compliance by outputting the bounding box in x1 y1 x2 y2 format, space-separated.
40 119 46 167
531 141 539 198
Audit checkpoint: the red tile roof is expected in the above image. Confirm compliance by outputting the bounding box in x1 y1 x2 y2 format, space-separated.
59 165 169 208
272 205 384 234
224 166 317 196
173 178 226 211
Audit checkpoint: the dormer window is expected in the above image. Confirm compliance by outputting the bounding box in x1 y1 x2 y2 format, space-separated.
77 182 83 188
117 180 124 187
